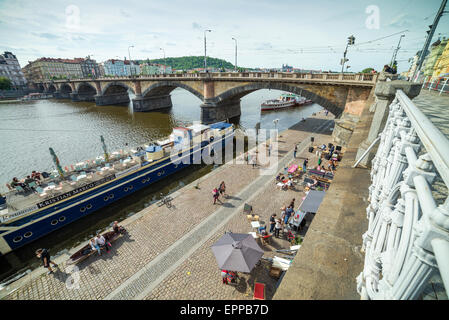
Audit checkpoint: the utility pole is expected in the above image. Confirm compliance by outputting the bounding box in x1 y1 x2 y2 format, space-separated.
160 48 166 74
128 45 134 76
390 34 405 67
232 37 237 72
413 0 447 81
341 35 355 73
204 29 212 71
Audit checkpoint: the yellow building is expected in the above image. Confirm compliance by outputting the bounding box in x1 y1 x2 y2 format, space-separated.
423 39 447 77
433 40 449 78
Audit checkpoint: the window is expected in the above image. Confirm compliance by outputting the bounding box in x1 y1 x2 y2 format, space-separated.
59 216 66 222
24 232 33 238
13 236 23 243
51 219 58 225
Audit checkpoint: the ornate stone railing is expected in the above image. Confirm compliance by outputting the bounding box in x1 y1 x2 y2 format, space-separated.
44 72 378 84
357 89 449 299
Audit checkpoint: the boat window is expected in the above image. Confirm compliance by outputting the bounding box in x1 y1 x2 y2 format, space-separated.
104 195 109 201
86 204 92 209
124 187 128 192
51 220 58 225
109 194 114 199
24 232 33 238
80 207 86 212
59 216 66 222
129 185 133 190
13 236 23 243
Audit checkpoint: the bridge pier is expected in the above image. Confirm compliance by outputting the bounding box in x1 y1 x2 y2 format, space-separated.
95 93 130 106
53 90 62 99
59 91 71 99
70 91 96 102
200 98 241 124
132 94 173 112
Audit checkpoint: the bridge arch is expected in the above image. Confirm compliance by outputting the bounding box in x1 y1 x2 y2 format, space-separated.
101 81 135 96
76 82 97 95
142 81 204 101
47 84 56 94
60 83 72 94
214 82 343 117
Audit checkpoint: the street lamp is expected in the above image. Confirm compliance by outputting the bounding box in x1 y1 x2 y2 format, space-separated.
232 37 237 72
160 48 166 74
204 29 212 71
128 45 134 76
273 119 279 139
341 35 355 73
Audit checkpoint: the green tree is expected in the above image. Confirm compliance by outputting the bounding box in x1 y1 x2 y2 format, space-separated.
361 68 374 73
0 77 11 90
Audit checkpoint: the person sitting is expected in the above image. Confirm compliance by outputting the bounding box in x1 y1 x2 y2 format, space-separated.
11 177 26 190
31 171 42 184
90 237 101 256
96 234 111 253
112 221 125 234
24 176 36 191
221 269 229 285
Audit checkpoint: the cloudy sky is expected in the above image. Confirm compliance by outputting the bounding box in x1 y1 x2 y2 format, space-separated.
1 0 448 73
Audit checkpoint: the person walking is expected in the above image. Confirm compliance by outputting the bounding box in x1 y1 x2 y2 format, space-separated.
212 187 221 205
293 145 297 158
269 214 277 233
303 158 309 172
219 181 227 198
274 218 282 238
267 144 272 157
36 248 58 275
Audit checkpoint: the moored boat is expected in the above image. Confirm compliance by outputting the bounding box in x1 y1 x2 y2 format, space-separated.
0 122 234 256
261 93 312 111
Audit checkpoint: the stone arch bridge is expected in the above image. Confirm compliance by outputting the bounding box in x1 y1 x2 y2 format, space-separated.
35 72 378 123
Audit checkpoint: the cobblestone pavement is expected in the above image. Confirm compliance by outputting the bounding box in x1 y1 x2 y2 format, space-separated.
3 111 335 300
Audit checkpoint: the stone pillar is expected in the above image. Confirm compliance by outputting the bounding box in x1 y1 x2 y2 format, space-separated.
200 98 241 124
70 91 96 102
355 80 421 167
132 94 172 112
95 82 102 95
53 90 62 99
95 93 130 106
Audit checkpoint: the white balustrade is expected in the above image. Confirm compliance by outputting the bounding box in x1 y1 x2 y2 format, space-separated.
357 89 449 300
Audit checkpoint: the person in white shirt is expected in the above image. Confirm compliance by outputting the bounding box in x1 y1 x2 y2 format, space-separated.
90 238 101 255
96 234 111 253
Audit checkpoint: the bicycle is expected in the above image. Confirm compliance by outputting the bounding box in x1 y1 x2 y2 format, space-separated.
157 193 173 208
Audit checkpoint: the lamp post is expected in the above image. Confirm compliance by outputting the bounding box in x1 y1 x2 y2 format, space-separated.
273 119 279 140
390 34 405 67
341 35 355 73
160 48 166 74
204 29 212 72
128 45 134 76
232 37 237 72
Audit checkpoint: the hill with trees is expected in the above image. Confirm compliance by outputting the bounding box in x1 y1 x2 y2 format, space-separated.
138 56 236 71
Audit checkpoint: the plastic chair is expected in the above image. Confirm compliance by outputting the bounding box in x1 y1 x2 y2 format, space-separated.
253 282 265 300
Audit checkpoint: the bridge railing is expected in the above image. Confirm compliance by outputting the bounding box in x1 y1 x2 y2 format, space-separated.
357 89 449 299
44 72 378 84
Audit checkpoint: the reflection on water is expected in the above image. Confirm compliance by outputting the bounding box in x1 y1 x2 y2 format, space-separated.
0 88 322 282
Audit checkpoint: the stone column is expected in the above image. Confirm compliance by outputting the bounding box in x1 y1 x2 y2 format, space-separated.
200 80 241 124
355 80 421 167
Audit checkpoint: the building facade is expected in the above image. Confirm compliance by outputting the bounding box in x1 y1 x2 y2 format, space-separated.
103 59 126 76
139 63 172 75
0 51 27 89
432 40 449 78
79 56 100 78
423 39 447 77
22 57 83 82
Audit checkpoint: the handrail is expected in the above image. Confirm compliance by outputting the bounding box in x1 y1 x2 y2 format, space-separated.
396 90 449 186
357 89 449 300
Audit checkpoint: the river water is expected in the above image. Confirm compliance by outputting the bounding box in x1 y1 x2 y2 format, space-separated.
0 88 322 283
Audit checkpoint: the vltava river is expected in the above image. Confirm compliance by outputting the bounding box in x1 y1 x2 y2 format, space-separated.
0 88 321 283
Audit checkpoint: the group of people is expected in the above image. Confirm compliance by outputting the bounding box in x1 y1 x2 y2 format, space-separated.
212 181 227 205
269 199 295 238
6 171 45 192
36 221 126 275
221 269 238 285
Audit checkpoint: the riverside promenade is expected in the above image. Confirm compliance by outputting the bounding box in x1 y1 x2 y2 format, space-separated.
1 112 335 300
